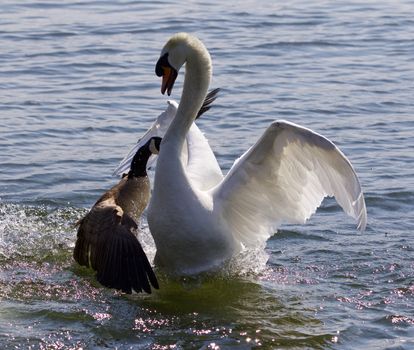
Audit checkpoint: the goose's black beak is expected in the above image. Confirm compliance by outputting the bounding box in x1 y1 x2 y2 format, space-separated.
155 53 178 96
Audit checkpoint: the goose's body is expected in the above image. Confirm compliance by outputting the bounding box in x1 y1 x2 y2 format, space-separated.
148 33 367 276
74 137 161 293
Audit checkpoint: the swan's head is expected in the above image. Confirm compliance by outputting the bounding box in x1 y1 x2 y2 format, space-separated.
155 33 210 96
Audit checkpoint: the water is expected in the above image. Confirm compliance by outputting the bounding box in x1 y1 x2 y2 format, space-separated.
1 0 413 348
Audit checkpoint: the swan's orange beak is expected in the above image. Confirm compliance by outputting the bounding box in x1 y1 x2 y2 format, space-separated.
155 53 178 96
161 66 178 96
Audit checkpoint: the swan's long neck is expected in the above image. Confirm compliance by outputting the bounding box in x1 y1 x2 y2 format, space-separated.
163 42 212 150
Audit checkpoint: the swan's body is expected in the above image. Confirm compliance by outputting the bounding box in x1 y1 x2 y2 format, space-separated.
74 137 161 293
148 33 367 276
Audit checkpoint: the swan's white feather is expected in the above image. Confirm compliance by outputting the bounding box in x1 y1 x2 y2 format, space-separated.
185 121 223 190
213 120 367 247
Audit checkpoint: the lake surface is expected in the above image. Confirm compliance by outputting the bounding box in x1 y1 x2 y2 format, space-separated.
1 0 413 348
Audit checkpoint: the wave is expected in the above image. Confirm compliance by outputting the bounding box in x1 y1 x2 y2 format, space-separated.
0 202 80 262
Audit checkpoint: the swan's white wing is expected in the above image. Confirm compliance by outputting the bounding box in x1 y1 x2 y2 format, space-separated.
112 100 178 176
213 120 367 247
185 123 223 190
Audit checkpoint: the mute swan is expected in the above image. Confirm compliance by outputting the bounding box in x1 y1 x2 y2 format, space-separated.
149 33 367 276
74 137 162 294
113 89 223 191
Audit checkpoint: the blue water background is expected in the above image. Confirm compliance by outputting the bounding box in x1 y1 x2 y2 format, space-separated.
0 1 413 348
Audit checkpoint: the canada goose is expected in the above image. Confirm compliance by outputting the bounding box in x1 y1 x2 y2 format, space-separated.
73 137 162 294
146 33 367 276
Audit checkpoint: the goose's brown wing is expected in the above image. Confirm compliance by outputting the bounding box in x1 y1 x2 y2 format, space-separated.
74 203 158 294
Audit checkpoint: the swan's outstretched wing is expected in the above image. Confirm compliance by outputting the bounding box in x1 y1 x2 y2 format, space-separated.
73 203 159 294
213 120 367 247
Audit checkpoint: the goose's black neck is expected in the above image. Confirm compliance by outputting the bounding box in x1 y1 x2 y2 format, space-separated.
128 146 152 178
127 137 162 179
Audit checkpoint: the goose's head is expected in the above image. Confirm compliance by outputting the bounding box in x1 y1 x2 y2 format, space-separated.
129 137 162 178
147 136 162 155
155 33 211 96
